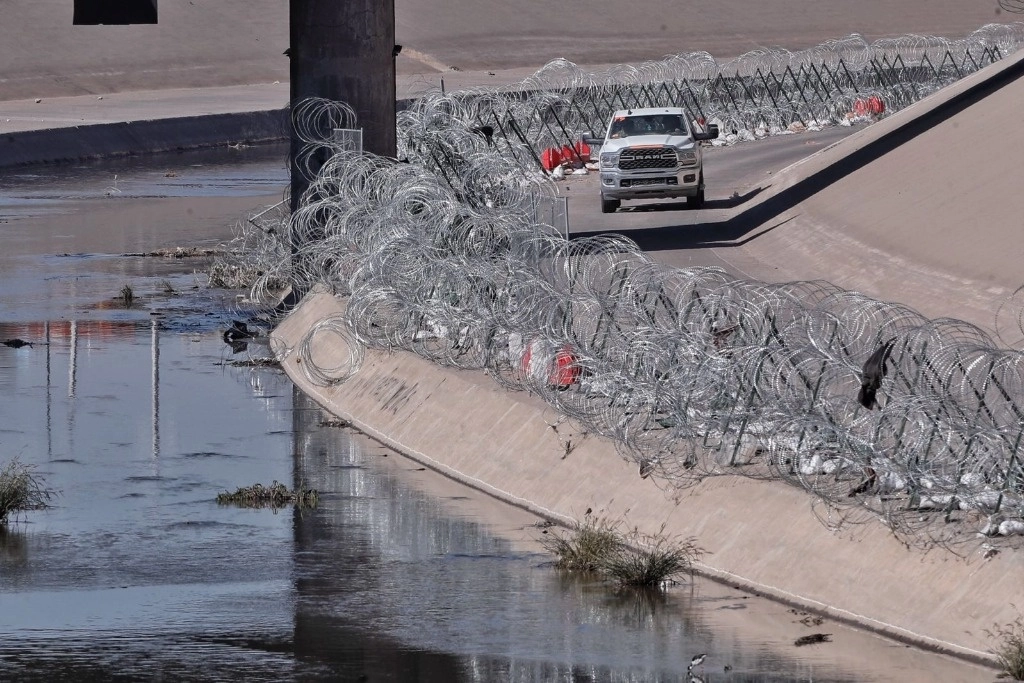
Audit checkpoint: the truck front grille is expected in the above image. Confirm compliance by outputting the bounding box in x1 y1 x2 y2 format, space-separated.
621 177 676 187
619 148 677 170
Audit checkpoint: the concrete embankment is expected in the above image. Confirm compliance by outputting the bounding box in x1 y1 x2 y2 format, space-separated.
0 109 288 169
274 290 1019 666
719 47 1024 333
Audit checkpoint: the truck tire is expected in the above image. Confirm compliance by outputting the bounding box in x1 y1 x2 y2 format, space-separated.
688 174 705 209
601 195 621 213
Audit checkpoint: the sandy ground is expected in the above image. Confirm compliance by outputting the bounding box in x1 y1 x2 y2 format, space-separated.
0 0 1008 100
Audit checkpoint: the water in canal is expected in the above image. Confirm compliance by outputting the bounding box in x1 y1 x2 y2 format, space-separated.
0 147 993 681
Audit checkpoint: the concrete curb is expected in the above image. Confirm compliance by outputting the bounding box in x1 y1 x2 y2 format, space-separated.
273 290 1016 667
0 108 289 169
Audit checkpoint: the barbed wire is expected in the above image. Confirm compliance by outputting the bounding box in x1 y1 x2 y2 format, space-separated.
217 26 1024 551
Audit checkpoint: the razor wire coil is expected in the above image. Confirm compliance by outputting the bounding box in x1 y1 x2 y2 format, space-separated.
215 25 1024 550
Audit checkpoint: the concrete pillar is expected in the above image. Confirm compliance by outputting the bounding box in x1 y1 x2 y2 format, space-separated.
289 0 396 209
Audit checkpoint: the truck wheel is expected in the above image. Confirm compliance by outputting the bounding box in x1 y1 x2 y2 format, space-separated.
601 196 620 213
689 174 705 209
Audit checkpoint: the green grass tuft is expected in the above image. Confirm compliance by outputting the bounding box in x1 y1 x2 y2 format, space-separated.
989 616 1024 680
216 481 319 510
540 515 621 572
0 459 54 525
120 284 134 308
540 516 702 587
600 525 702 587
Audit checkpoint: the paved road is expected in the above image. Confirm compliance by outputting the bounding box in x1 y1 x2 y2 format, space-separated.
563 125 860 274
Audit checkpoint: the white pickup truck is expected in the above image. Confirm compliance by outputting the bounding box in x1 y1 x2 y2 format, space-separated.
588 107 718 213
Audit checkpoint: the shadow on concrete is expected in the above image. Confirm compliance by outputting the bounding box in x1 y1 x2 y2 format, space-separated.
572 212 797 251
572 55 1024 253
618 186 767 215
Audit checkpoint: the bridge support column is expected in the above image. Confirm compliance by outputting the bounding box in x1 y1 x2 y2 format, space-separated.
288 0 396 210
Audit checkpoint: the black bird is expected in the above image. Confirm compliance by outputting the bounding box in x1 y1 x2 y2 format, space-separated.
688 653 706 670
223 320 257 344
282 47 292 58
392 44 403 58
471 125 495 147
2 338 33 349
857 336 897 409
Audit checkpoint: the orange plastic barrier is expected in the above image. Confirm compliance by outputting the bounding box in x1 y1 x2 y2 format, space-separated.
521 340 580 388
541 147 561 171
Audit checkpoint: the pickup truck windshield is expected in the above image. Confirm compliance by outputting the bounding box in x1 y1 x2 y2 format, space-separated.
609 114 687 138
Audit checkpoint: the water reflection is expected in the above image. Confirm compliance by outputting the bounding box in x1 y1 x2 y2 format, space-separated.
149 321 158 460
0 526 28 568
0 318 300 680
0 143 289 218
1 316 862 681
287 398 866 682
0 150 993 681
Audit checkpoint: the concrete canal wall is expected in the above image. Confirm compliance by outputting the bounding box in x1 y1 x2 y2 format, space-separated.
274 289 1021 665
0 109 288 169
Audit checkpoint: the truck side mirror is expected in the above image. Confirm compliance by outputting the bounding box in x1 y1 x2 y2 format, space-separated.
582 136 603 147
693 124 719 142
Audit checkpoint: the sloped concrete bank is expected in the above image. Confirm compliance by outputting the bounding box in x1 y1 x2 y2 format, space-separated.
0 109 289 169
716 48 1024 333
274 290 1019 666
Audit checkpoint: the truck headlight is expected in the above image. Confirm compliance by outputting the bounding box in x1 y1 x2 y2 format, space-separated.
600 152 619 169
676 150 697 165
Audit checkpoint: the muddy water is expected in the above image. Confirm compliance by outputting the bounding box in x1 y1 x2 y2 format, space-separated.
0 148 995 681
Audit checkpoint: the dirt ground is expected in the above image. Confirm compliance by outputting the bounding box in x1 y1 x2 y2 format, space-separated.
0 0 1008 100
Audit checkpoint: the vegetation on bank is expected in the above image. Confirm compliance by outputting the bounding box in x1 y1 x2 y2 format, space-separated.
216 481 319 510
0 459 54 525
540 514 702 587
989 616 1024 680
541 514 620 572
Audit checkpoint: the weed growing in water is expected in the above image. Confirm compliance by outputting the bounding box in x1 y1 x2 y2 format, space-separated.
0 459 54 525
600 524 702 587
540 515 621 572
120 284 134 308
540 516 702 586
217 481 319 511
227 358 280 368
